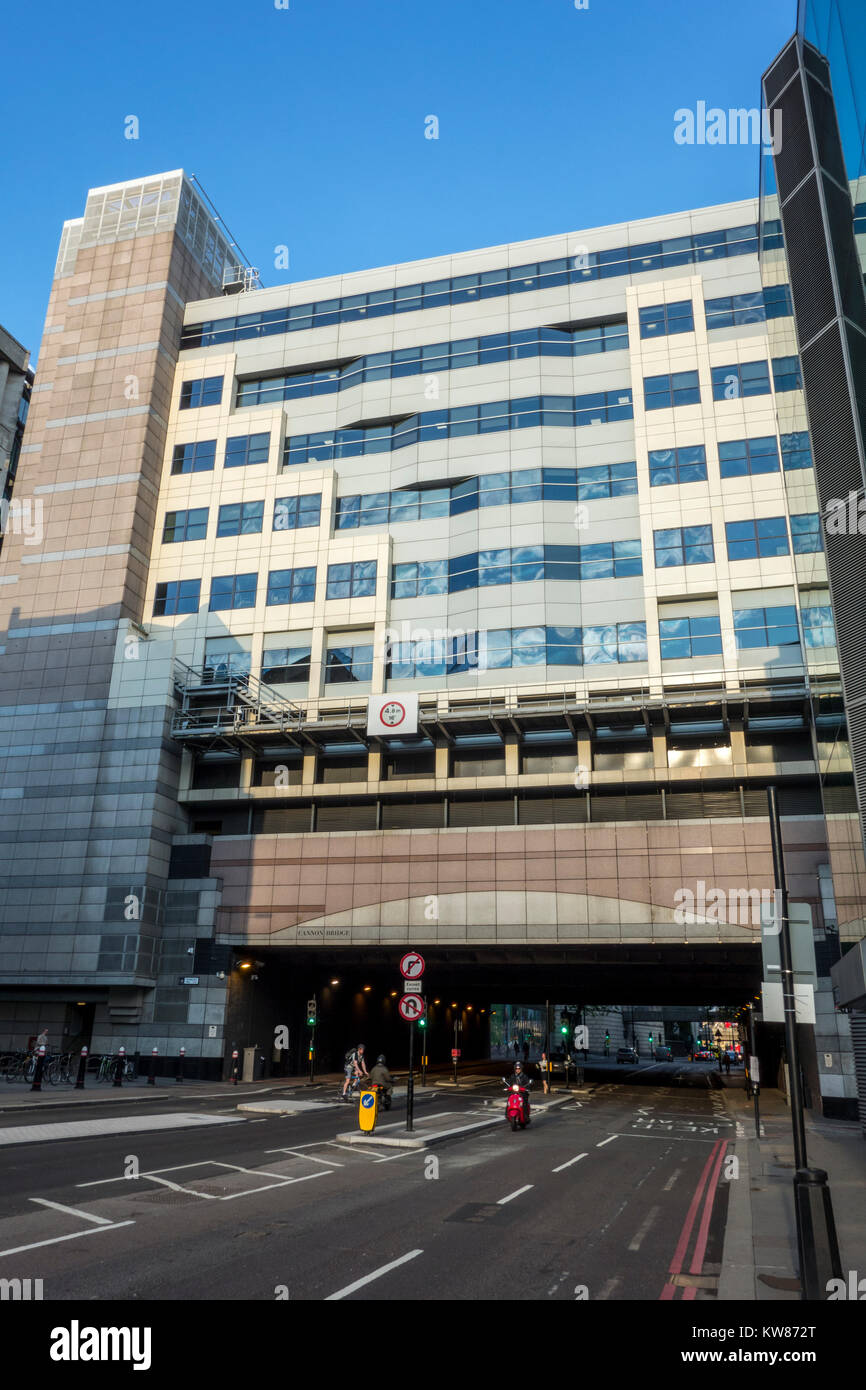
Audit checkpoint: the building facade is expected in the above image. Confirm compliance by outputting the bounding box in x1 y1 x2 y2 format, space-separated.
1 171 865 1109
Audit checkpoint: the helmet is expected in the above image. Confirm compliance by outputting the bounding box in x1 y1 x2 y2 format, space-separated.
377 1054 386 1064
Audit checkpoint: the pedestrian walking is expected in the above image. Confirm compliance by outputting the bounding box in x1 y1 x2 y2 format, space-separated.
513 1039 520 1061
522 1040 530 1064
540 1051 550 1095
724 1052 731 1075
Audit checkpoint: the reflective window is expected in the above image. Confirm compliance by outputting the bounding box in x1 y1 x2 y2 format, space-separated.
718 436 780 478
385 624 648 676
225 432 270 468
780 431 812 471
653 524 715 567
273 494 322 530
262 646 311 683
208 572 258 611
171 440 216 475
182 223 763 349
179 376 222 409
285 392 634 466
704 285 791 329
772 355 802 392
325 645 375 683
802 606 835 648
638 300 694 339
265 567 316 605
326 560 377 599
216 501 264 537
643 371 700 410
162 507 208 543
648 444 707 486
153 579 200 616
725 517 789 560
659 614 723 658
712 360 771 401
790 512 822 553
733 605 800 648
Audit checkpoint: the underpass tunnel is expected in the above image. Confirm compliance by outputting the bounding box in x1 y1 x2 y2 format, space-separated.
220 943 770 1083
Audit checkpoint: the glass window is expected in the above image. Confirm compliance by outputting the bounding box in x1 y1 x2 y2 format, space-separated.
654 525 714 567
274 494 321 530
649 445 707 486
725 517 789 560
325 645 375 683
208 572 258 611
262 647 311 684
659 615 722 659
265 567 316 605
326 560 377 599
734 605 800 648
216 500 264 537
772 355 802 392
781 431 812 471
718 436 779 478
179 376 222 409
153 579 200 616
790 512 822 553
162 508 208 543
171 440 216 475
712 361 771 401
638 300 694 339
225 432 270 468
802 606 835 648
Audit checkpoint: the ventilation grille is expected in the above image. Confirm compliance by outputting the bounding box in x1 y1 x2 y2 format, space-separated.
316 803 377 832
784 177 836 342
807 74 848 188
775 72 813 196
850 1009 866 1137
449 796 514 827
381 799 443 829
764 39 800 106
518 793 588 825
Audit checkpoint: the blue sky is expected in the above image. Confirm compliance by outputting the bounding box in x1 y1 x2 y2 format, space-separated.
1 0 794 360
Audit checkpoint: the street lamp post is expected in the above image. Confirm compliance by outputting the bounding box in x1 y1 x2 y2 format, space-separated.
767 786 841 1300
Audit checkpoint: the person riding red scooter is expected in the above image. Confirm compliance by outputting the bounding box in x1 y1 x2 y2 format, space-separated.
503 1061 532 1130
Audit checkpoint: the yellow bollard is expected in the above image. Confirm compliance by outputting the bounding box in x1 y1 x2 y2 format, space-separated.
358 1086 379 1132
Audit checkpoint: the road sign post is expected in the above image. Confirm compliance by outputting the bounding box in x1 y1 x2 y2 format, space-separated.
398 956 425 1131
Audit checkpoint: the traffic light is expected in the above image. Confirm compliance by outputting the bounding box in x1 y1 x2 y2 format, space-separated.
306 997 317 1026
648 1032 653 1046
605 1031 610 1043
560 1011 569 1036
418 1016 427 1029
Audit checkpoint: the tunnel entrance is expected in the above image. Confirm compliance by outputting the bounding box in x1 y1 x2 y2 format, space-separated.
221 942 764 1079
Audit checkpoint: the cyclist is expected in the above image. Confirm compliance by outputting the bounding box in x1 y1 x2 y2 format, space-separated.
341 1043 368 1100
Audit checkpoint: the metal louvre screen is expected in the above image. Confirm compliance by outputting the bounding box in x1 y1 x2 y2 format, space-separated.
667 788 742 819
518 793 588 825
381 799 443 829
850 1010 866 1137
590 791 663 822
448 796 514 827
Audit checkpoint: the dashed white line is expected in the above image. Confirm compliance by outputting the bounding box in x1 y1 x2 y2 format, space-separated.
597 1135 618 1148
662 1169 682 1192
29 1198 112 1225
628 1205 660 1251
325 1249 423 1301
597 1276 621 1300
497 1184 534 1205
552 1153 588 1173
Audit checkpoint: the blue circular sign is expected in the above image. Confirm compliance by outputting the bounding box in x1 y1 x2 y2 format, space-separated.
361 1093 375 1108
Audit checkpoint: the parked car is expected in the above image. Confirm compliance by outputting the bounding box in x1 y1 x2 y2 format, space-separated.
654 1045 673 1062
616 1046 639 1064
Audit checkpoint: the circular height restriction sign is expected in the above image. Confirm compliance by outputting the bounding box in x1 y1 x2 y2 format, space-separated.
398 994 426 1023
399 951 425 979
380 700 406 728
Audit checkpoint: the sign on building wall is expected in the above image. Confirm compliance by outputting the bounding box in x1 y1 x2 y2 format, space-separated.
367 693 419 737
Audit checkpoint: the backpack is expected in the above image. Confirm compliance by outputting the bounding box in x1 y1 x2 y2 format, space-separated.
345 1049 356 1064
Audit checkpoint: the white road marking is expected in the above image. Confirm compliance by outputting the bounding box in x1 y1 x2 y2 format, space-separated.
597 1135 618 1147
552 1153 588 1173
266 1148 344 1167
325 1249 423 1301
662 1169 682 1191
0 1113 245 1146
497 1184 534 1205
597 1276 621 1300
0 1222 135 1259
29 1198 112 1226
78 1158 330 1201
628 1206 660 1251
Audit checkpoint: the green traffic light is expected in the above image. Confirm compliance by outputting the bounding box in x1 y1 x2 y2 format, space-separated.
560 1024 568 1034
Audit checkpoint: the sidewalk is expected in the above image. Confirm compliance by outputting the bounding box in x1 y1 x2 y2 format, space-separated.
719 1080 866 1300
0 1072 346 1112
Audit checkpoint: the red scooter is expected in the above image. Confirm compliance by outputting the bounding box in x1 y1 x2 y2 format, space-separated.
503 1078 532 1131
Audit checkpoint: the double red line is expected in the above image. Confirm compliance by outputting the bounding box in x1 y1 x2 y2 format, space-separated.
659 1138 728 1300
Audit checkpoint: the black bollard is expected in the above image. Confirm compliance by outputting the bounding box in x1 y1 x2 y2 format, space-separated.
231 1049 239 1085
147 1046 157 1086
113 1046 125 1087
176 1046 185 1083
795 1168 843 1300
75 1046 88 1090
31 1044 46 1092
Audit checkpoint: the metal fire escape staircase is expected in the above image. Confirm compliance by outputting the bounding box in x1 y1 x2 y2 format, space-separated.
171 660 304 750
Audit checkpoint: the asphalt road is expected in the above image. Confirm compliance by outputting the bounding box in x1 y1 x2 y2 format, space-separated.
0 1067 734 1302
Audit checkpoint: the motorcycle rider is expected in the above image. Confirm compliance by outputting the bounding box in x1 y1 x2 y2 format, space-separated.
503 1060 532 1122
364 1054 396 1109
